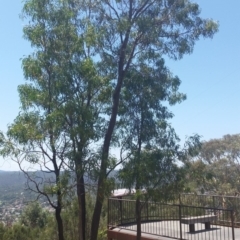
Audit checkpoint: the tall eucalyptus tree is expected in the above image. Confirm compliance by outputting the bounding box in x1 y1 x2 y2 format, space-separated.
117 59 186 239
88 1 218 239
19 1 110 240
0 1 107 240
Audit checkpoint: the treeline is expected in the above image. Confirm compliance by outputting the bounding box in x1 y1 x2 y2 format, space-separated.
1 133 240 240
185 134 240 196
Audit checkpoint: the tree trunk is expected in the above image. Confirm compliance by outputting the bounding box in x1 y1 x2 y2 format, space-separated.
136 198 141 240
90 24 131 240
89 77 123 240
77 174 86 240
90 192 103 240
55 206 65 240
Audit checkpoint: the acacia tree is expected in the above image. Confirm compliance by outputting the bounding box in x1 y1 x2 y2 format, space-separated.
88 1 218 239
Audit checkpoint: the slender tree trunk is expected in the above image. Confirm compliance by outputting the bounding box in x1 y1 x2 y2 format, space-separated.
136 198 141 240
56 205 65 240
136 116 143 240
90 74 123 240
77 174 86 240
52 145 64 240
90 24 132 240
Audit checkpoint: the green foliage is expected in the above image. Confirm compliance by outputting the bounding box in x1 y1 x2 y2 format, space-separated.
61 195 108 240
0 1 219 239
117 58 193 201
119 149 185 201
0 194 108 240
200 134 240 164
0 223 5 240
185 134 240 195
20 202 48 228
2 225 32 240
0 207 58 240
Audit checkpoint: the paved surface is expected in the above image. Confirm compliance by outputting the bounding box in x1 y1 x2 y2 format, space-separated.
115 221 240 240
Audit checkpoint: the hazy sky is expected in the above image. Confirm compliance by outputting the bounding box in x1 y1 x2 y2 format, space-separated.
0 1 240 170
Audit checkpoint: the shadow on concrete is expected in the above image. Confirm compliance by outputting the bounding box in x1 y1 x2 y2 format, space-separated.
187 228 221 234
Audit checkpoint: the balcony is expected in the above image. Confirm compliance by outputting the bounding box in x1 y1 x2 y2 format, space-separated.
108 198 238 240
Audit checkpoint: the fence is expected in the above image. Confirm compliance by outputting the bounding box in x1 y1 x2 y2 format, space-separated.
179 193 240 227
108 198 235 240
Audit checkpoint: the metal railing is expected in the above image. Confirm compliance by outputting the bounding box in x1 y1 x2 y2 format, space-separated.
178 193 240 228
108 198 235 240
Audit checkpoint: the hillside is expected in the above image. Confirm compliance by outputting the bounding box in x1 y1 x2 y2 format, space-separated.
0 171 33 205
0 170 119 206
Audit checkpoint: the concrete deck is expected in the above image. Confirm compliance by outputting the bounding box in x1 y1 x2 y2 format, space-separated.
108 221 240 240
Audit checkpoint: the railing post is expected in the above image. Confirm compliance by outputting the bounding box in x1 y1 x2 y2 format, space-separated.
231 210 235 240
108 198 110 228
213 195 217 216
118 197 123 225
146 201 149 221
179 204 182 240
107 200 113 240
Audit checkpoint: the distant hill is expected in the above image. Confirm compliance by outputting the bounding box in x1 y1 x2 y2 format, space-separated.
0 171 64 204
0 171 26 186
0 171 31 204
0 170 119 205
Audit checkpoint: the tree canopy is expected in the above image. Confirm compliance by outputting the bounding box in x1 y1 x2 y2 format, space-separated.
185 134 240 195
0 1 219 240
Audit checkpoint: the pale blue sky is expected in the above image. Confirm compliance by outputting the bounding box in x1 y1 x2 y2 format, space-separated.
0 1 240 170
167 0 240 141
